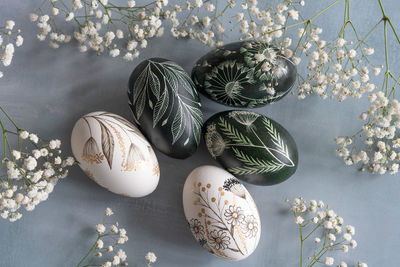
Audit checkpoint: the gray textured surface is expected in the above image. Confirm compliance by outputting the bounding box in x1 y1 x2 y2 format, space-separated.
1 1 399 266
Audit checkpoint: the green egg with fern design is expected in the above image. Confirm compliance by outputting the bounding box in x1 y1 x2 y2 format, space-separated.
203 110 298 185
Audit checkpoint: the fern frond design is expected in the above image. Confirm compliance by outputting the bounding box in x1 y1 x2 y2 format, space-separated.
229 147 285 175
228 165 285 176
262 117 289 157
218 117 253 146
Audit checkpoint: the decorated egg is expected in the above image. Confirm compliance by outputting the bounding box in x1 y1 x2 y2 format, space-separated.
127 58 203 159
203 110 298 185
183 165 261 261
192 41 296 108
71 111 160 197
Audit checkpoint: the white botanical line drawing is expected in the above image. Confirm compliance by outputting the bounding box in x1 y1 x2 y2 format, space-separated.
82 113 150 171
128 60 202 146
203 60 256 106
205 111 295 175
198 41 294 107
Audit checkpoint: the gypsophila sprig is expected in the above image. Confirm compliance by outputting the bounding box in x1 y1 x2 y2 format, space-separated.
335 95 400 174
0 19 23 79
168 0 308 47
32 0 167 61
0 106 74 222
334 0 400 174
76 207 129 267
168 0 379 101
76 208 157 267
287 197 367 267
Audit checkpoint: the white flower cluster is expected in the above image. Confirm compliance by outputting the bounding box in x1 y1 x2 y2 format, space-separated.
1 130 74 222
145 252 157 265
168 0 379 102
31 0 167 60
335 92 400 174
78 208 157 267
295 34 379 101
0 19 23 78
168 0 305 47
288 197 367 267
78 207 129 267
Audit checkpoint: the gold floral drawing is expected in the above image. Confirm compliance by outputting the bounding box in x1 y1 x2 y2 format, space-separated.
82 136 104 164
188 178 258 260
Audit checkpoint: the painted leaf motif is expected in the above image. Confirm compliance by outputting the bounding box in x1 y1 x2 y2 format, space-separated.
149 71 161 100
218 117 253 146
229 147 285 175
163 61 196 98
153 87 169 127
98 121 115 169
132 64 148 105
130 59 202 147
171 104 185 144
261 117 293 166
161 66 178 93
133 76 147 122
184 103 202 146
101 112 147 140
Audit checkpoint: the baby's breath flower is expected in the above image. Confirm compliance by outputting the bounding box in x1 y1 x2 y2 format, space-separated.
32 0 165 60
325 257 334 265
287 197 365 267
96 224 106 234
145 252 157 263
0 19 23 78
0 108 74 222
77 208 140 266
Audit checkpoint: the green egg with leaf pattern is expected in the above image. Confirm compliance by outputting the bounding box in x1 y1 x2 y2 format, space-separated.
203 110 298 185
128 58 203 159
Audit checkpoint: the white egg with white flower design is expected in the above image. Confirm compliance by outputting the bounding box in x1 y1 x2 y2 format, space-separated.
182 165 261 261
71 111 160 197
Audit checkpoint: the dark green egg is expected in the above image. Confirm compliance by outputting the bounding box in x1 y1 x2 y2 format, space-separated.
203 110 298 185
192 41 296 108
128 58 203 159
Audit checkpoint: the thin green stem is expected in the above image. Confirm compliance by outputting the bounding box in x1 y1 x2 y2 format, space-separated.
299 225 303 267
303 222 322 241
0 106 21 131
76 236 100 267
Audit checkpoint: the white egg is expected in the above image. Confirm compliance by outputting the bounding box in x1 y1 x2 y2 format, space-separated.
183 165 261 261
71 111 160 197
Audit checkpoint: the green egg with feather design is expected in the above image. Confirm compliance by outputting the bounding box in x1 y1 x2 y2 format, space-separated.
192 41 296 108
128 58 203 159
203 110 298 185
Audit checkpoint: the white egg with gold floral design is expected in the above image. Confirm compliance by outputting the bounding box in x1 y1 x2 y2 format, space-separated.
182 165 261 261
71 111 160 197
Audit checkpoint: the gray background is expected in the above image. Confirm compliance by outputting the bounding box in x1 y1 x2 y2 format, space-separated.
1 1 399 266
